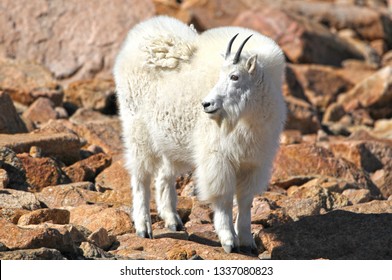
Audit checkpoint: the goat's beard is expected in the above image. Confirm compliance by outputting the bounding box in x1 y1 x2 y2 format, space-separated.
217 100 246 134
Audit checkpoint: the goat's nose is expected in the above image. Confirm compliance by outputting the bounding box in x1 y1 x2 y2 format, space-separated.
201 101 211 109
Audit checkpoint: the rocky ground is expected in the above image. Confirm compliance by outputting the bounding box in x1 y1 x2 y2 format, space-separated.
1 0 392 260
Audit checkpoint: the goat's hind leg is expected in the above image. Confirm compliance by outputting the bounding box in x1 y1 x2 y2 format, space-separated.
125 117 156 239
132 174 153 238
155 157 183 231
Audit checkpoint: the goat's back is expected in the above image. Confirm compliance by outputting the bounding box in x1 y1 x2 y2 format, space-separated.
114 16 285 166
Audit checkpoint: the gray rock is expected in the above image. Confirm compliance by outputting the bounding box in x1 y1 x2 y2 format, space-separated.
340 199 392 214
0 91 28 134
80 241 115 259
0 242 8 252
154 228 189 241
0 248 66 260
0 147 28 190
0 189 41 210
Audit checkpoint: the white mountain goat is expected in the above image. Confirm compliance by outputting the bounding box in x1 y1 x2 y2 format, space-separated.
114 16 286 253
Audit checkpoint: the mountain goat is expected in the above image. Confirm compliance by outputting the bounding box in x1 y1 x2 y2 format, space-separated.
114 16 286 253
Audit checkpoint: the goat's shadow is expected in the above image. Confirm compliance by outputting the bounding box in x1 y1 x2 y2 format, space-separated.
262 210 392 260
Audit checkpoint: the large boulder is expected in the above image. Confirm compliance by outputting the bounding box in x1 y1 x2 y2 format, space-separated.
259 207 392 259
271 143 380 197
0 0 155 82
233 7 363 66
286 2 392 47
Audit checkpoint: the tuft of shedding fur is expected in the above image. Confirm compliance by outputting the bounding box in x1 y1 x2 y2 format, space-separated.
114 16 286 253
142 35 197 69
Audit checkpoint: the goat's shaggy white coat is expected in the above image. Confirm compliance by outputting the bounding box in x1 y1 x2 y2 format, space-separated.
114 16 286 253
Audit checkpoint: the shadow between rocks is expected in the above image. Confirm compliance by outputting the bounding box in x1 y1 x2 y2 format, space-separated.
262 210 392 260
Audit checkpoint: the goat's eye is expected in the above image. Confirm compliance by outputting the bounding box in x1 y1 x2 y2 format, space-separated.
230 74 239 81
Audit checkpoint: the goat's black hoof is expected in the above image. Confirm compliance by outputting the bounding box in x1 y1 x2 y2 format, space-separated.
167 223 184 232
222 244 239 254
136 230 153 239
167 215 184 232
239 245 258 255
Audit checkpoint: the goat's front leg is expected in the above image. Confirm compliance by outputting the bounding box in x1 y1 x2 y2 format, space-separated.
195 147 238 253
212 197 239 253
235 191 257 254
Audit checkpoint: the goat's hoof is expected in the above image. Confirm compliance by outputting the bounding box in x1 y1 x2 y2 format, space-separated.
239 245 258 255
222 244 239 254
165 214 184 232
167 223 184 232
136 230 153 239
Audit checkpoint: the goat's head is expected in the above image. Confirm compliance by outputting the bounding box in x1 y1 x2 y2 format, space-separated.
202 34 261 125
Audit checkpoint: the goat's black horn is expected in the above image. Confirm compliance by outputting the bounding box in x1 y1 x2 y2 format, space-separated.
225 33 239 59
233 34 253 64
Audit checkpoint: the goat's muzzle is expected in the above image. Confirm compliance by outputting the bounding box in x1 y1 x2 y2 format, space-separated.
201 101 219 114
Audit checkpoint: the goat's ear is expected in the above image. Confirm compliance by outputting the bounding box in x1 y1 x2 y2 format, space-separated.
246 54 257 75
